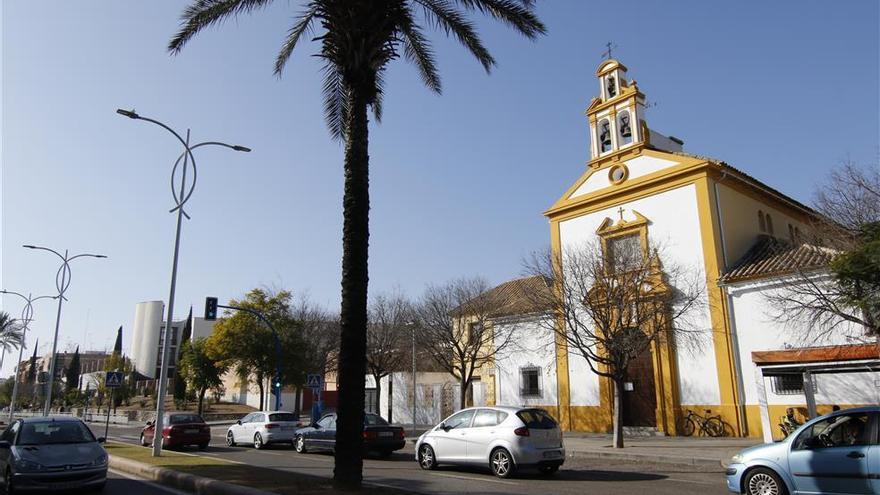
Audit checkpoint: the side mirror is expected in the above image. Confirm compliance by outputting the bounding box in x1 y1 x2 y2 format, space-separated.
97 437 106 444
145 421 154 427
440 423 451 432
0 441 10 449
236 420 242 425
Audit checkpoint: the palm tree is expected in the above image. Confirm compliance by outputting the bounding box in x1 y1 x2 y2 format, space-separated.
0 312 23 371
168 0 545 487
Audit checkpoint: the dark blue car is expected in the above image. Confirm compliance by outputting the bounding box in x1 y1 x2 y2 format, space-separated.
725 406 880 495
294 412 405 457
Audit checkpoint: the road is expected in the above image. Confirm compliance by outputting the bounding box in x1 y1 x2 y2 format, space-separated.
92 423 730 495
106 469 189 495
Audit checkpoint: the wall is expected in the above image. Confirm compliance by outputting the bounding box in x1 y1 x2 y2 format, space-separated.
492 315 559 408
373 372 459 426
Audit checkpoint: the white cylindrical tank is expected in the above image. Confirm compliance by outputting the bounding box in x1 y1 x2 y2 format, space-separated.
132 301 164 378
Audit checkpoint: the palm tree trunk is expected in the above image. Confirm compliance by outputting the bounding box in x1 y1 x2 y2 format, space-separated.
257 377 265 411
333 87 370 490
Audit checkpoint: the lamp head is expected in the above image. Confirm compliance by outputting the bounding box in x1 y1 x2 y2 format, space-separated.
22 245 36 249
116 109 140 119
232 145 251 152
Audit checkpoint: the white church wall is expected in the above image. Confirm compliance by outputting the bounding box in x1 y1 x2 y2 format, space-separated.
569 155 680 199
728 276 875 406
558 183 721 406
492 315 558 407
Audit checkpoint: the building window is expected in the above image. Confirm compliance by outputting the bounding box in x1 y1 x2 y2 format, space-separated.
468 322 484 343
519 366 542 398
771 374 815 395
766 214 774 236
758 210 766 232
606 233 643 272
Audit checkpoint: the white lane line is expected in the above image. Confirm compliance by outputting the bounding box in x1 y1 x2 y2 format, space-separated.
109 469 191 495
429 472 518 485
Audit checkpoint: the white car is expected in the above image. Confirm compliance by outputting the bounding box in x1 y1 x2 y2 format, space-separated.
226 411 302 449
415 406 565 478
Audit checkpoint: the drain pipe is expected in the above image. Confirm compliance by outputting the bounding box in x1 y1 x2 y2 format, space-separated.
713 171 749 436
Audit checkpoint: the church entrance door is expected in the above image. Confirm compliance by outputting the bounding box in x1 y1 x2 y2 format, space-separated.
622 345 657 427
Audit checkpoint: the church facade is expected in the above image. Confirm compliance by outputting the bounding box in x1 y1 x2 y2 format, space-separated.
474 59 877 439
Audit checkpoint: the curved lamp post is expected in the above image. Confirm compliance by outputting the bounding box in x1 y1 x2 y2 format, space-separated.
0 290 57 421
116 108 249 457
22 245 107 416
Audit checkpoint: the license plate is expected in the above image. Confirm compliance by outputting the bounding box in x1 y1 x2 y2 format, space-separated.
378 431 393 437
282 426 296 431
185 429 199 434
543 450 561 459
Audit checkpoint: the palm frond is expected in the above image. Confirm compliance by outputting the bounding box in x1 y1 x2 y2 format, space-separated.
413 0 495 72
321 62 349 141
169 0 273 54
398 7 442 93
372 67 386 123
274 3 320 76
451 0 546 38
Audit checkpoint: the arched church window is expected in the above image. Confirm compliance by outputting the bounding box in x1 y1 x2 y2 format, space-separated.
606 75 617 98
758 210 766 232
599 119 613 153
766 214 774 236
618 111 633 145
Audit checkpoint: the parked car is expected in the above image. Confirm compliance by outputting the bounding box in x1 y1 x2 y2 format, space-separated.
0 416 108 492
415 406 565 478
726 406 880 495
140 412 210 450
226 411 302 449
294 412 405 456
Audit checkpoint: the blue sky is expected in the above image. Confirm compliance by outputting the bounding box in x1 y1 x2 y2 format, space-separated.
2 1 878 376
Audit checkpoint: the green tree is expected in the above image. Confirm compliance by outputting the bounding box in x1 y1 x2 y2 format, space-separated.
102 354 134 411
168 2 545 487
174 308 194 407
831 222 880 333
178 337 227 415
65 346 81 393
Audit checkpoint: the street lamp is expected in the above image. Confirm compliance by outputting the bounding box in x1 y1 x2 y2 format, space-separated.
117 108 249 457
22 245 106 416
0 290 57 422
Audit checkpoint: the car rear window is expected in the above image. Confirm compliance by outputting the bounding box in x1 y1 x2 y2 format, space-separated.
169 414 204 424
516 409 558 429
364 414 389 426
269 413 298 422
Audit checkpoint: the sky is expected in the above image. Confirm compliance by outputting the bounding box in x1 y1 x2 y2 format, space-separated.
1 1 878 377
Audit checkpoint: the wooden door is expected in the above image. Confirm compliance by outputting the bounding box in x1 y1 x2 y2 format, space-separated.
622 346 657 427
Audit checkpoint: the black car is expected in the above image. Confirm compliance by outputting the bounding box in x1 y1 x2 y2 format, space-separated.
294 412 405 457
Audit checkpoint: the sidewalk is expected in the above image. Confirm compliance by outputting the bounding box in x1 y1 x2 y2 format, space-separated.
560 432 759 468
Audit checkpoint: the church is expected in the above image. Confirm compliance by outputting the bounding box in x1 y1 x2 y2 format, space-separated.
471 59 879 440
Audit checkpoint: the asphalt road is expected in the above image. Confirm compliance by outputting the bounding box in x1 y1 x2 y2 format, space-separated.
92 423 731 495
105 469 190 495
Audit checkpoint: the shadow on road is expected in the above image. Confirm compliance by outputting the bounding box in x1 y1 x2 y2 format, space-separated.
428 465 667 482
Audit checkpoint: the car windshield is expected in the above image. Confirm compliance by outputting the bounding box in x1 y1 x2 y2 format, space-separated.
516 409 558 429
169 414 203 425
365 414 388 426
17 421 96 446
269 413 298 422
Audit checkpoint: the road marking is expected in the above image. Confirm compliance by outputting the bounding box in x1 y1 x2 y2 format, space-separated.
109 469 191 495
429 472 518 485
665 477 718 485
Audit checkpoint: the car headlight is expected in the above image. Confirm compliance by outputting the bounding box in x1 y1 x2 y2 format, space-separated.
90 453 108 467
15 459 44 472
730 454 743 464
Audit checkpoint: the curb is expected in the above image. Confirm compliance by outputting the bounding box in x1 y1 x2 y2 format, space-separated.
109 455 275 495
567 449 727 470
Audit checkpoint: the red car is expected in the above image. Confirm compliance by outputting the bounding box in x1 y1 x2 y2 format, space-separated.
140 412 211 450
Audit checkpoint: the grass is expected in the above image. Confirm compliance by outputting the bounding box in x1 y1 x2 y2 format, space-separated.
106 442 413 494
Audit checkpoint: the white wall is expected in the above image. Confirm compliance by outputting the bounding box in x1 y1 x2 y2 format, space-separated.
570 155 680 199
492 315 559 407
131 301 163 378
373 372 458 426
728 275 877 406
559 183 720 406
191 317 216 340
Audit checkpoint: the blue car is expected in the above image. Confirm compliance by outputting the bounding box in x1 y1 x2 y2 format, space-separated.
725 406 880 495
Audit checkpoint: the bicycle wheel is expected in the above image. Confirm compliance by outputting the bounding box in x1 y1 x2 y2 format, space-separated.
680 417 696 436
704 417 725 437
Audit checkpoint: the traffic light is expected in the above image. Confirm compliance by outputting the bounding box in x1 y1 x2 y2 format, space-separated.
204 297 218 320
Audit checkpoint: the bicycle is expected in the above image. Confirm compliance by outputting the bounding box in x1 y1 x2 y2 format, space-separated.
680 409 726 437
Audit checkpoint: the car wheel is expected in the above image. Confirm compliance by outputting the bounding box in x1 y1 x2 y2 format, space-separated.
198 443 209 450
538 465 559 475
139 433 147 447
418 444 437 470
744 467 787 495
294 435 307 453
226 431 236 447
254 433 264 450
490 448 515 478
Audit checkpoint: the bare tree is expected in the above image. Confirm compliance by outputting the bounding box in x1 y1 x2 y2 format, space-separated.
291 295 339 414
524 241 706 448
415 277 521 409
366 291 412 420
765 160 880 340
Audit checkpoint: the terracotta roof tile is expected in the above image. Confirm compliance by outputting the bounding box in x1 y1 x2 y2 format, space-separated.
719 235 836 284
457 276 553 318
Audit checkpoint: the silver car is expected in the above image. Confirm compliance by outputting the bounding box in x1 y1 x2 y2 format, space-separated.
0 416 108 492
415 406 565 478
226 411 302 449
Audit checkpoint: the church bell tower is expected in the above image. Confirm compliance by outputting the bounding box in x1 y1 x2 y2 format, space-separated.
586 59 648 164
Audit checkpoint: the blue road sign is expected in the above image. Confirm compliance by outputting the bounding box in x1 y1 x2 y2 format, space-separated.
105 371 124 389
307 374 323 390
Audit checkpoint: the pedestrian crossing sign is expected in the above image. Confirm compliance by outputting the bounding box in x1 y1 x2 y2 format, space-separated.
307 374 323 390
105 371 123 389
